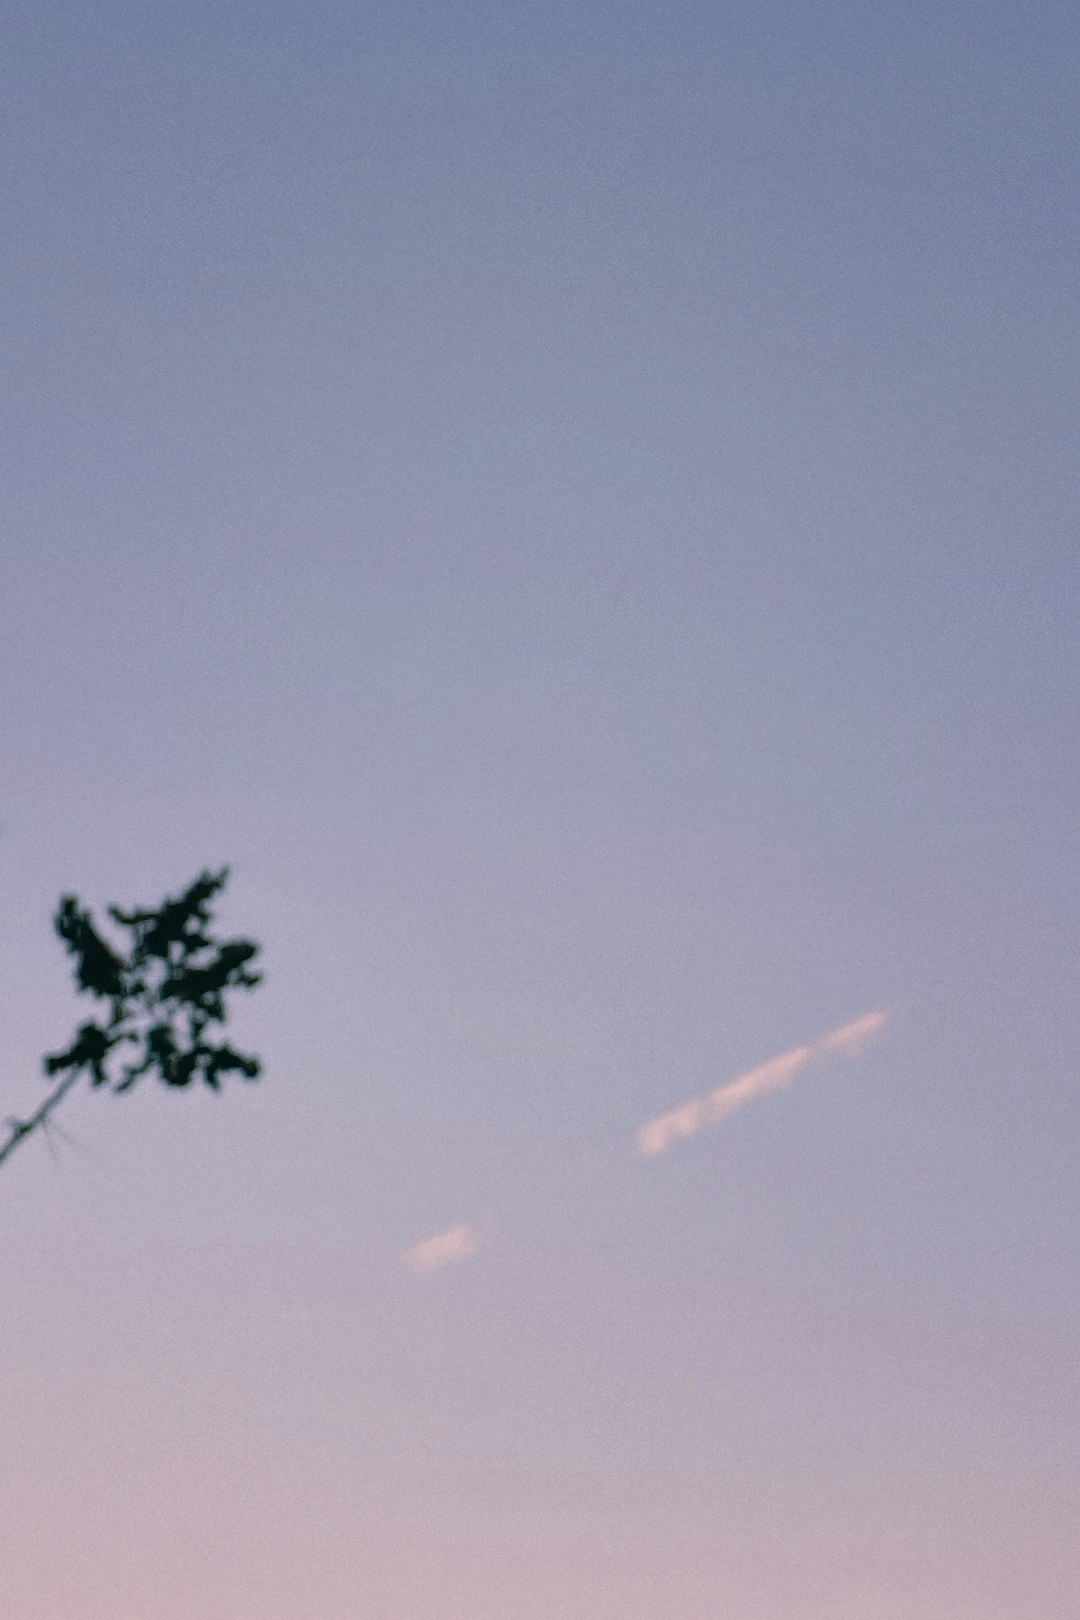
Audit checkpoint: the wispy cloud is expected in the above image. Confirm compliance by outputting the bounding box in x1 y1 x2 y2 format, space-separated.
405 1223 478 1273
636 1009 889 1157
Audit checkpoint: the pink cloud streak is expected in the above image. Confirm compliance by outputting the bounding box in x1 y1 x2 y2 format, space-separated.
404 1223 478 1273
636 1009 888 1156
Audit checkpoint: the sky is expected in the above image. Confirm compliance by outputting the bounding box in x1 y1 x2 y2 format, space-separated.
1 1 1078 1614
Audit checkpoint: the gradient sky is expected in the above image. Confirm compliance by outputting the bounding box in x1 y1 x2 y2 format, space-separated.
2 2 1079 1615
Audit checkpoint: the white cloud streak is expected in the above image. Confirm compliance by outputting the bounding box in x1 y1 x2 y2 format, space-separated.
636 1009 888 1157
405 1223 478 1273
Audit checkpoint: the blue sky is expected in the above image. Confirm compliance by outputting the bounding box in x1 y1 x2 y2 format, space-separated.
2 3 1078 1615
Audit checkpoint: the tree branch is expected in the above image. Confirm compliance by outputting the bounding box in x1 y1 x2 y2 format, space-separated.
2 866 263 1177
0 1070 86 1170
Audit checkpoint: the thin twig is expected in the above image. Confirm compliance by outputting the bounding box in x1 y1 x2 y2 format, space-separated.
40 1112 60 1166
40 1110 107 1170
0 1069 85 1170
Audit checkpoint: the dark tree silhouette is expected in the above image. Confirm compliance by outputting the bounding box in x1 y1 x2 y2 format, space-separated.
0 867 263 1170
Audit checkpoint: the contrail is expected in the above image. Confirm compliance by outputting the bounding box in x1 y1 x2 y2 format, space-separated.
636 1009 888 1157
405 1223 478 1272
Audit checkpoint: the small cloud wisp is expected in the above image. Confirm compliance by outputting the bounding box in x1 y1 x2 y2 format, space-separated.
636 1009 888 1157
405 1223 478 1273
